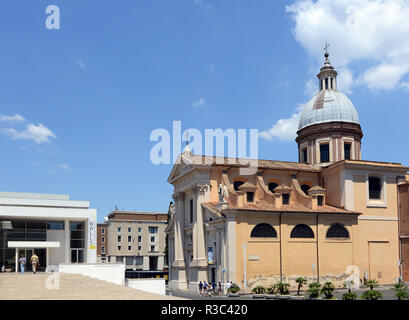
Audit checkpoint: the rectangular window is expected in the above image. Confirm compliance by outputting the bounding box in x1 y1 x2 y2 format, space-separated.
70 222 85 249
369 176 382 200
138 236 142 242
101 246 105 253
101 228 105 234
118 246 122 251
325 78 329 90
101 237 105 243
151 236 155 242
138 246 142 251
149 226 158 234
118 235 122 243
150 245 155 252
128 227 132 232
117 227 121 232
70 221 84 231
282 194 290 205
128 235 132 242
246 192 254 202
128 246 132 251
302 148 308 163
138 228 142 233
190 199 194 224
47 221 64 230
344 143 351 160
116 256 123 263
320 143 330 163
317 196 324 206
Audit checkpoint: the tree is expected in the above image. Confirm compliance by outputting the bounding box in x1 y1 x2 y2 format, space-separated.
392 282 409 300
228 283 241 294
307 282 321 299
295 277 307 296
321 282 335 299
361 279 382 300
276 282 290 295
252 285 266 294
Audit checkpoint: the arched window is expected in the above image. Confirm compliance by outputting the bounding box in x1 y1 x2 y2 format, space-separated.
234 181 245 191
301 184 310 195
326 224 349 239
268 182 278 193
290 224 314 238
250 223 277 238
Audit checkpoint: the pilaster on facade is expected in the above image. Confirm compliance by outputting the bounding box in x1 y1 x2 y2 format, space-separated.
191 184 209 268
172 192 186 268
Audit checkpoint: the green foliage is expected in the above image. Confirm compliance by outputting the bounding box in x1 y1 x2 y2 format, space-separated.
365 279 378 290
392 282 409 300
266 285 276 295
276 282 290 295
252 285 266 294
361 289 382 300
307 282 321 299
321 282 335 299
228 283 241 294
342 292 357 300
295 277 307 296
343 280 354 293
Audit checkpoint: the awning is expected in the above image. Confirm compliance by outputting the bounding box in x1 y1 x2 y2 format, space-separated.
8 241 60 248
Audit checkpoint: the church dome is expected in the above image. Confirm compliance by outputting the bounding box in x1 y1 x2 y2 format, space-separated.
298 50 360 131
298 89 360 131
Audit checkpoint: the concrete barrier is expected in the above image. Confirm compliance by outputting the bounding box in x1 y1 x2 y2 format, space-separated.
127 278 166 295
59 263 125 286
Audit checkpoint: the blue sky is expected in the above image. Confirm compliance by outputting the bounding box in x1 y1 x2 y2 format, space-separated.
0 0 408 222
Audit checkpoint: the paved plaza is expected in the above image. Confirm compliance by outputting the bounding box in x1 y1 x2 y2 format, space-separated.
0 273 184 300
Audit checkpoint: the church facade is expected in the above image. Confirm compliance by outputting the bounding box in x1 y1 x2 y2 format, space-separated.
165 53 408 291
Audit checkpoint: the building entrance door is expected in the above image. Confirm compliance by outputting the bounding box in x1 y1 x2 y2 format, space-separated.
18 249 33 272
18 248 46 272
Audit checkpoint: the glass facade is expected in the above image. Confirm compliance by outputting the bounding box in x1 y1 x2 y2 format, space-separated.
0 219 68 270
70 221 85 263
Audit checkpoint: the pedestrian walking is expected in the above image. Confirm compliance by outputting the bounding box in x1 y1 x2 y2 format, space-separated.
226 281 232 293
212 281 216 295
203 281 208 296
199 281 203 295
18 254 26 274
218 282 222 295
30 253 40 274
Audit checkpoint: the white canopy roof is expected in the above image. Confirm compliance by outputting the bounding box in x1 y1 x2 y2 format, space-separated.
8 241 60 248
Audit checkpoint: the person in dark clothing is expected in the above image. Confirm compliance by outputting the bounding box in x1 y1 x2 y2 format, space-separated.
199 281 203 295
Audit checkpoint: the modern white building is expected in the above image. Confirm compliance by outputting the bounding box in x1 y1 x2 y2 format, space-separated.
0 192 97 272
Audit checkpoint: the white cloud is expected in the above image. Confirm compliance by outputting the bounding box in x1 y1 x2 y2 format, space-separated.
192 98 205 107
60 163 72 171
77 57 86 69
287 0 409 91
401 82 409 90
193 0 214 10
337 67 354 94
304 78 317 96
260 103 307 141
2 123 56 144
0 114 25 122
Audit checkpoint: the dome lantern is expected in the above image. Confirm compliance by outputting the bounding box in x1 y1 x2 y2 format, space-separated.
296 45 363 166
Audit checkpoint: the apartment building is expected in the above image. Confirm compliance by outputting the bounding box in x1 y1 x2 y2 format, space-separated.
97 211 167 271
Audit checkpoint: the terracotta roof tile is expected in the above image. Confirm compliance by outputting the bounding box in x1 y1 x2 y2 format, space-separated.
204 201 358 215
